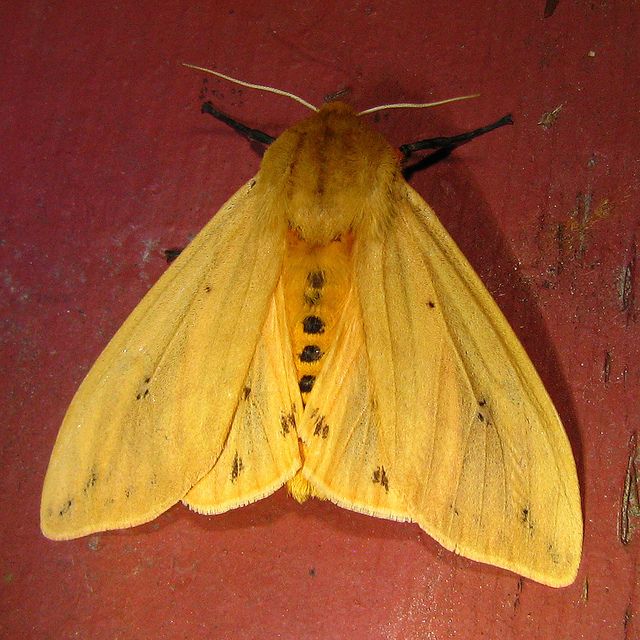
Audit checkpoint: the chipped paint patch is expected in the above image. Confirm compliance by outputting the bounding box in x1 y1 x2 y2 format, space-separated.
556 193 613 260
141 238 159 264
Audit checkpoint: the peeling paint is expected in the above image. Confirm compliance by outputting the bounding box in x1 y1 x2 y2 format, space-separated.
538 104 563 129
141 238 159 264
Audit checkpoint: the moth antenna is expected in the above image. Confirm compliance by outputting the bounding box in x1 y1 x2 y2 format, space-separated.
358 94 480 116
182 64 319 113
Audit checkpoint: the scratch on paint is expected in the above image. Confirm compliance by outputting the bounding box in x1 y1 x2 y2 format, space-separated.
624 602 634 640
619 433 640 545
579 577 589 604
618 244 636 318
512 577 524 612
603 351 612 383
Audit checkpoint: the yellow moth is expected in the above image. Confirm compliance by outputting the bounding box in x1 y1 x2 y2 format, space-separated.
41 68 582 588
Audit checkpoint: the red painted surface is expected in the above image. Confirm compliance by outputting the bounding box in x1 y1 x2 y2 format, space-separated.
1 2 638 638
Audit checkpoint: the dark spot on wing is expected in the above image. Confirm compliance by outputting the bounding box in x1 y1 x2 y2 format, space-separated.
58 499 73 517
478 398 487 407
477 412 485 422
309 567 316 577
83 469 98 495
303 315 325 334
204 284 212 293
299 375 316 393
243 386 251 400
231 452 244 482
521 506 534 532
280 411 296 435
313 414 329 439
136 377 152 400
300 345 323 362
547 542 560 564
427 300 436 308
372 466 389 492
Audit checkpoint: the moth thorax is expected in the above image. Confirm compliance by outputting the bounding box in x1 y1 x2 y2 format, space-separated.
258 101 400 245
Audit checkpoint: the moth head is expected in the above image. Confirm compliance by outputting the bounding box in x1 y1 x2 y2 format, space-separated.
257 101 400 245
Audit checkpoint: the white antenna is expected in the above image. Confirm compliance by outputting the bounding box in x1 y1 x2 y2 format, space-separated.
182 64 318 112
358 94 480 116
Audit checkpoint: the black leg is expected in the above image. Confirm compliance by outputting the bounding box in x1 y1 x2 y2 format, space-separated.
164 248 183 263
400 114 513 157
400 114 513 178
201 101 275 145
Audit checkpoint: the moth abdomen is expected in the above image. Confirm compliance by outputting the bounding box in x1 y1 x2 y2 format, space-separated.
282 230 353 403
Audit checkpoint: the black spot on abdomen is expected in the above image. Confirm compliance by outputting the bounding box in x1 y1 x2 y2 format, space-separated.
303 270 325 306
303 315 325 334
307 270 325 288
299 345 323 362
299 375 316 393
304 290 321 306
